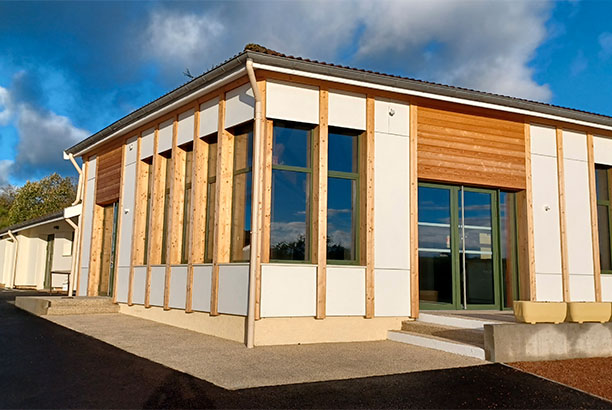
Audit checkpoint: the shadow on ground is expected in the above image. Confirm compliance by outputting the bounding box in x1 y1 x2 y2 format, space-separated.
1 290 609 409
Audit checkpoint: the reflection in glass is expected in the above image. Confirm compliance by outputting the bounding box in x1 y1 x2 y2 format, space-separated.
500 191 517 308
273 123 311 168
418 187 451 224
596 166 609 201
231 172 252 262
327 178 356 261
204 181 216 263
598 205 611 271
270 171 310 261
419 252 453 304
182 149 193 263
460 253 495 305
328 128 358 173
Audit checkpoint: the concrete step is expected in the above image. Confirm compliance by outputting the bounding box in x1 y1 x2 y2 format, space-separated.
14 296 118 316
47 296 115 307
47 304 119 315
418 312 505 329
388 321 486 360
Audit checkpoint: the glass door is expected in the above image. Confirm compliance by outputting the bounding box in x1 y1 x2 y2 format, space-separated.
99 202 119 297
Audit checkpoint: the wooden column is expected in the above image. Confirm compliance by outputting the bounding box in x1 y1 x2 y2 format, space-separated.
587 133 602 302
254 78 268 320
211 95 231 315
145 129 163 307
556 127 570 302
363 95 375 318
87 203 104 296
129 136 148 305
409 103 419 318
517 122 536 301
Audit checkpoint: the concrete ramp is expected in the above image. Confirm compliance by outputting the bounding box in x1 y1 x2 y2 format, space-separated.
15 296 119 316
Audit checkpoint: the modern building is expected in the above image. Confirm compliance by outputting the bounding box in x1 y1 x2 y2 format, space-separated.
63 44 612 347
0 211 77 291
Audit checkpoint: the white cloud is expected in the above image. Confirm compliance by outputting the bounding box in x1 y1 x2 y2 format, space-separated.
0 87 12 125
599 32 612 59
0 159 13 186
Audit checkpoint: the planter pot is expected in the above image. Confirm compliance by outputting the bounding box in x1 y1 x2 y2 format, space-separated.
566 302 612 324
513 301 567 324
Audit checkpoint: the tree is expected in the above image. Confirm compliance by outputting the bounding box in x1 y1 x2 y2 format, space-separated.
0 185 17 229
7 173 76 226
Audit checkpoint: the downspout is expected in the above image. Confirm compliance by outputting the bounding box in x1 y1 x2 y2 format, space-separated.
65 152 83 206
64 151 84 296
7 230 19 289
245 58 262 349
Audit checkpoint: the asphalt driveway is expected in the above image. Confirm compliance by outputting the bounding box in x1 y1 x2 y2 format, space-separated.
1 289 609 409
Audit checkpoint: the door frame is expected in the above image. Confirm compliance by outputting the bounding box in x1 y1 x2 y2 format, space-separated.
98 202 119 297
43 234 55 290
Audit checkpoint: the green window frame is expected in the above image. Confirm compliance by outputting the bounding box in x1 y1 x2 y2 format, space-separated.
327 127 360 265
596 165 612 274
181 145 194 264
230 124 254 263
142 158 153 265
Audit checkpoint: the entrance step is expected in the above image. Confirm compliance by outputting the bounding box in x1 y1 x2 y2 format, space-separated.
388 321 486 360
14 296 119 316
418 312 509 329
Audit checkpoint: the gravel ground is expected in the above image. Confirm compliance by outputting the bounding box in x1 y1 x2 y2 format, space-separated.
510 357 612 402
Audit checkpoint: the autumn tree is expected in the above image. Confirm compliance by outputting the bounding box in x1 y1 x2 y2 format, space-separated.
0 185 17 229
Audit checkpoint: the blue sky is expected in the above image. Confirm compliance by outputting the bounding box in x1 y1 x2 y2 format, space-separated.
1 0 612 187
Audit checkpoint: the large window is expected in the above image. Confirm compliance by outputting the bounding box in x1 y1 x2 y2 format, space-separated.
327 127 359 263
230 124 253 262
181 145 193 264
269 122 313 261
160 152 173 264
596 165 612 273
204 138 217 263
142 158 153 265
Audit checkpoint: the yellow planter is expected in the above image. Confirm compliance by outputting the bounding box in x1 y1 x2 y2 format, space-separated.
566 302 612 324
513 301 567 324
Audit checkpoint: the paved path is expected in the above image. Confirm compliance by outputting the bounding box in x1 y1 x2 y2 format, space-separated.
2 289 610 409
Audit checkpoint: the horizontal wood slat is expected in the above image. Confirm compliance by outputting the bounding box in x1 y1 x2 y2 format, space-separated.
96 146 122 205
417 103 526 189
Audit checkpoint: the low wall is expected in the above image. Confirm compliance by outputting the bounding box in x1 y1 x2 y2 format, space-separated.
484 322 612 362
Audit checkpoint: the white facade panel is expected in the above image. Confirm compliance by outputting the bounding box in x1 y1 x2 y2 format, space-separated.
116 266 129 303
531 154 562 275
594 135 612 165
192 264 212 312
563 159 594 275
117 161 136 268
132 266 147 305
602 276 612 302
374 99 410 136
535 273 563 301
374 132 410 270
569 274 596 302
260 264 316 317
169 265 187 309
177 109 195 147
225 83 254 129
199 97 219 137
266 80 319 125
125 136 138 165
140 128 155 160
328 89 366 130
79 157 97 295
562 130 587 161
149 266 166 307
326 266 365 316
157 119 174 154
78 268 89 296
87 157 97 180
218 264 249 316
530 124 557 157
375 269 411 317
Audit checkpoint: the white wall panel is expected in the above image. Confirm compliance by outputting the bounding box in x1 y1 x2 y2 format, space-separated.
225 83 254 129
602 276 612 302
177 109 195 147
569 274 596 302
78 268 88 296
328 90 366 130
218 264 249 316
192 264 212 312
375 269 411 317
116 266 129 303
132 266 147 305
563 159 594 275
594 135 612 165
125 136 138 165
149 266 166 307
535 273 563 301
563 131 587 161
140 128 155 160
169 265 187 309
199 98 219 137
326 266 365 316
374 99 410 136
266 80 319 125
117 161 136 268
79 157 97 295
530 124 557 157
374 132 410 270
260 264 316 317
531 154 562 275
157 119 173 154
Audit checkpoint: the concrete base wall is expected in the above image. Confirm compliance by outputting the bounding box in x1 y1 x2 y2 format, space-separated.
118 304 246 343
484 322 612 362
254 316 409 346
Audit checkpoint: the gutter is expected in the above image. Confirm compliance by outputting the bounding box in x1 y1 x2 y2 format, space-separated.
7 230 18 289
245 59 262 349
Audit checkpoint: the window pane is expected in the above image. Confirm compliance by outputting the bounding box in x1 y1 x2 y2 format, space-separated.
234 128 253 171
204 181 216 263
418 186 451 225
208 142 217 179
143 161 153 265
596 167 609 201
327 177 356 261
270 170 310 261
598 205 611 271
500 191 517 309
231 171 252 262
328 129 358 173
161 156 173 264
273 124 311 168
419 251 453 304
182 150 193 264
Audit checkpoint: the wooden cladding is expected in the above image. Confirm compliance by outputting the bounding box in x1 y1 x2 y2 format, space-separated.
416 101 526 190
96 146 123 205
